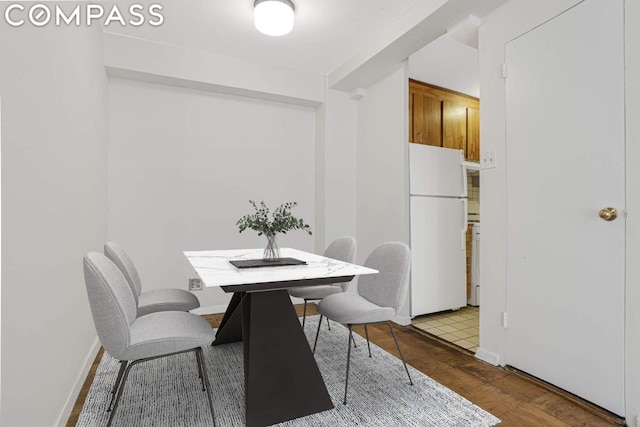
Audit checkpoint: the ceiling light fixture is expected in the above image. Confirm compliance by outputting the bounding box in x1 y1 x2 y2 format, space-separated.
254 0 295 37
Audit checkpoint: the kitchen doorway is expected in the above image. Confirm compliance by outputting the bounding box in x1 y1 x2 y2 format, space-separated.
407 26 482 351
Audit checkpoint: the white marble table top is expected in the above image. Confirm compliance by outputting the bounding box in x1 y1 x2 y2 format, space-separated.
184 248 378 290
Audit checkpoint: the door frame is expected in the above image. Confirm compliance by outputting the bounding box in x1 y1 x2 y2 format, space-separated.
475 0 640 424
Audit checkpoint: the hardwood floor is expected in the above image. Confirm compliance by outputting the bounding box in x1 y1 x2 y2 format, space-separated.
67 305 624 426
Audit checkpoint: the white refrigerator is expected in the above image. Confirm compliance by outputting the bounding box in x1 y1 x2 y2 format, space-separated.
409 143 468 316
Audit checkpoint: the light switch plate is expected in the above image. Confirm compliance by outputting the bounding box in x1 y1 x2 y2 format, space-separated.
480 150 497 169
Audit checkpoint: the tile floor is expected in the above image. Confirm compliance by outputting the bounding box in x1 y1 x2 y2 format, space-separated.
411 306 479 352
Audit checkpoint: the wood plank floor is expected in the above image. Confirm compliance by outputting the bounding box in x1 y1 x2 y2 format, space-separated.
67 304 624 427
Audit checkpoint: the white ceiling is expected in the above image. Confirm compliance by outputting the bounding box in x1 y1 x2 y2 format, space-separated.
110 0 437 75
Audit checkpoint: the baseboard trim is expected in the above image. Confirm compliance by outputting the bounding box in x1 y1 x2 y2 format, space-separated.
191 304 229 315
56 336 100 427
474 347 501 366
504 365 626 426
393 315 412 326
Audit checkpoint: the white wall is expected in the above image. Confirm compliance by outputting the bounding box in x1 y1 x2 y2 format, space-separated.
355 64 411 321
107 78 316 311
323 89 358 252
104 33 325 108
409 34 480 97
479 0 640 424
314 96 327 254
0 25 107 426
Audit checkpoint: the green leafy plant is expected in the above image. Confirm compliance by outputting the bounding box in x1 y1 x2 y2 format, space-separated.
236 200 312 237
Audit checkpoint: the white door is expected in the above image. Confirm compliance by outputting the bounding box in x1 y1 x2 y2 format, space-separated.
409 143 467 197
505 0 625 416
410 196 467 316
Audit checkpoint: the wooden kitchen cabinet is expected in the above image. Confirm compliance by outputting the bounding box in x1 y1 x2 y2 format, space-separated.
443 101 467 151
410 92 441 146
466 223 474 299
409 79 480 161
466 107 480 161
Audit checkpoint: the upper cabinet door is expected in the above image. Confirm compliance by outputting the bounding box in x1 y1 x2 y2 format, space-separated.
466 107 480 161
411 93 442 146
443 101 467 153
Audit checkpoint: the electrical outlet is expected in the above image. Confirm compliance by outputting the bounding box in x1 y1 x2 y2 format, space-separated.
188 278 203 291
480 150 497 169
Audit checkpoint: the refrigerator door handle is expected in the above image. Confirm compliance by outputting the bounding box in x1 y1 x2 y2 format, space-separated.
462 159 469 198
462 199 468 250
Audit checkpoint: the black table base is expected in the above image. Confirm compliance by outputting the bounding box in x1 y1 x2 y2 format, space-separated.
214 290 334 427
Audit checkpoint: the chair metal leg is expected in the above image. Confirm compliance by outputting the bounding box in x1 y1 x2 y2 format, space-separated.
302 300 308 329
196 347 217 427
108 348 217 427
343 325 354 405
107 360 128 412
387 321 413 386
108 358 138 427
312 314 323 354
364 324 371 357
326 316 331 330
195 349 205 391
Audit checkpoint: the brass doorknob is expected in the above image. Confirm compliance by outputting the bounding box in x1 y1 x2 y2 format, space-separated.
599 207 617 221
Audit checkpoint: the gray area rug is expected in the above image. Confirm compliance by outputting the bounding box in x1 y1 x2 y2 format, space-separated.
77 315 500 426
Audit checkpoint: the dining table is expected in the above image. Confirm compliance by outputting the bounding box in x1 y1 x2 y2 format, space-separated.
184 247 378 427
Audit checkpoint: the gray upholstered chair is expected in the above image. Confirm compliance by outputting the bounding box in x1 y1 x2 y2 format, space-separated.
83 252 217 427
288 236 357 329
104 241 200 317
312 242 414 404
